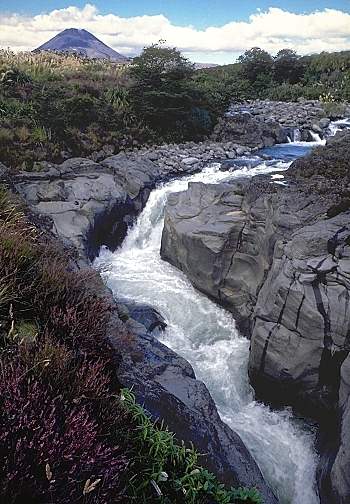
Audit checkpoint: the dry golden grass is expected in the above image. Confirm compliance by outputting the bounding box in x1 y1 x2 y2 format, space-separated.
0 49 129 83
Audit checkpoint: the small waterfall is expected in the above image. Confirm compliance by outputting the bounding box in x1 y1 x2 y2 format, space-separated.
309 130 324 144
327 118 350 137
293 128 301 142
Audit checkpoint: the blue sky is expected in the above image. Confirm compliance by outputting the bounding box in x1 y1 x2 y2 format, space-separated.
1 1 350 63
2 0 350 28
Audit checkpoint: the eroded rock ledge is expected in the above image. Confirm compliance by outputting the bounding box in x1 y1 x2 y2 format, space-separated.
160 132 350 504
13 142 256 261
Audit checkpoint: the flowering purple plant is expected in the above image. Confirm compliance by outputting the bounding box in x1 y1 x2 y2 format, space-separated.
0 359 129 503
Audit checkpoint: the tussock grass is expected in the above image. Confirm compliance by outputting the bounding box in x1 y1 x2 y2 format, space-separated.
0 49 128 82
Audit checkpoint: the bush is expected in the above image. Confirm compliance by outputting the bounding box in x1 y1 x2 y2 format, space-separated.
320 100 347 119
121 389 263 504
64 94 99 128
0 127 14 144
0 356 129 504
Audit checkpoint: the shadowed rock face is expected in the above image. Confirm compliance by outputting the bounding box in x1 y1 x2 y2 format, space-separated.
35 28 128 62
160 132 350 503
10 152 278 504
212 112 288 148
114 313 278 502
249 211 350 415
330 356 350 504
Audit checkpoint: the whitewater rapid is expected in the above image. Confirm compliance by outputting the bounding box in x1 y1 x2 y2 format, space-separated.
94 153 322 504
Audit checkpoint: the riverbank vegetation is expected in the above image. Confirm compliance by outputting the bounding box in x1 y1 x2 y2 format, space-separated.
0 44 349 170
198 48 350 104
0 184 262 503
0 45 221 170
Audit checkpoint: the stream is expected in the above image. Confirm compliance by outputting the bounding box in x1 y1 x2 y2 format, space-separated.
94 121 349 504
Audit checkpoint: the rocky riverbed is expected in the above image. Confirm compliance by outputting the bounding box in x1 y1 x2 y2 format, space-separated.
161 131 350 504
12 143 249 261
48 100 349 166
213 99 350 145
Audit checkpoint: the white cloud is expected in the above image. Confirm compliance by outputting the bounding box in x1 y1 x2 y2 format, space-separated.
0 4 349 63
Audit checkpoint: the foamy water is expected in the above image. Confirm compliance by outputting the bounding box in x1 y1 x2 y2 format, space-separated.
95 158 319 504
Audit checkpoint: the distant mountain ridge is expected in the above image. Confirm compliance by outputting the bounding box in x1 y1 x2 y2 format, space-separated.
194 63 219 70
35 28 128 62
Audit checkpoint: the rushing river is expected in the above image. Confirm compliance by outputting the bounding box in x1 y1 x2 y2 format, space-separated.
94 123 348 504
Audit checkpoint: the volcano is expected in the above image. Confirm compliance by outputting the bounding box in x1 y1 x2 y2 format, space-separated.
35 28 128 62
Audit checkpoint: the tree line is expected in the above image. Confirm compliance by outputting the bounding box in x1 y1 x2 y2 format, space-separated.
201 46 350 102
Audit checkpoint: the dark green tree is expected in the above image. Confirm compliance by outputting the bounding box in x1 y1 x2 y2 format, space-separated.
129 41 202 139
273 49 303 84
238 47 273 83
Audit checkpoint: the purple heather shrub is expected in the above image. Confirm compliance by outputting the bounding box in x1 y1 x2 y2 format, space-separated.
0 191 133 503
0 358 129 504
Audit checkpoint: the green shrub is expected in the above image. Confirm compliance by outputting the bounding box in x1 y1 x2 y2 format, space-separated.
104 86 131 111
0 128 14 144
32 126 51 142
121 388 263 504
64 94 99 128
321 100 347 119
